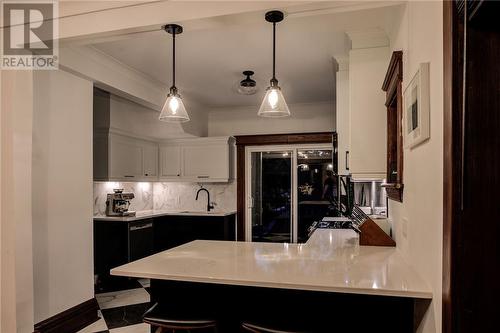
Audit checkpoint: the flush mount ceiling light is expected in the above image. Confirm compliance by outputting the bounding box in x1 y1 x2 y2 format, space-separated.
238 70 258 95
258 10 290 118
159 24 190 123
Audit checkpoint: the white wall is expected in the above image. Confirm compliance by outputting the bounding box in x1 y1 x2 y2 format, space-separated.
61 47 208 138
109 94 185 139
32 70 94 323
388 2 443 332
1 69 35 333
108 94 208 139
208 102 334 136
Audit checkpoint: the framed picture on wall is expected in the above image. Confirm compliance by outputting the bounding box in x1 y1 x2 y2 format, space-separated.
403 62 430 148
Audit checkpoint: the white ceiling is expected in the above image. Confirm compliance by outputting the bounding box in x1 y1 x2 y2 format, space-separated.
58 1 147 17
91 4 401 108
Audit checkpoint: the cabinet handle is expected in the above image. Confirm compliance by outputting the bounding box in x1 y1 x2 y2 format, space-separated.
130 223 153 231
345 151 350 170
124 175 135 178
197 175 210 179
177 174 180 177
144 173 149 176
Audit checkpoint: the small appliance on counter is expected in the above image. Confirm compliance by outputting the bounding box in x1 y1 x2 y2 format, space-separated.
105 189 136 217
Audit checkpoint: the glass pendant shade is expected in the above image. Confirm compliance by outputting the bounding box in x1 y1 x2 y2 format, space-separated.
159 24 190 123
159 92 190 123
258 85 290 117
259 11 290 118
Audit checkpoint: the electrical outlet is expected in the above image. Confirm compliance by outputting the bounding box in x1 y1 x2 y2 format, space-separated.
401 217 408 239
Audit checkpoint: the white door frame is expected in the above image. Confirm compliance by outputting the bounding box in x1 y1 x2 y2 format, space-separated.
245 143 333 243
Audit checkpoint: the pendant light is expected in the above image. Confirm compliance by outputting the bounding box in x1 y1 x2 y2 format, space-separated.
258 10 290 118
159 24 190 123
238 70 258 95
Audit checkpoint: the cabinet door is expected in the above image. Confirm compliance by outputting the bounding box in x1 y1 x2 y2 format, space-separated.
94 221 129 277
109 134 143 180
160 145 181 178
142 143 158 179
349 47 389 178
183 144 228 180
336 66 350 175
153 216 235 253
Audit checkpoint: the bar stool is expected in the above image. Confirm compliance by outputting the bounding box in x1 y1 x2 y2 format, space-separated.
143 303 218 333
241 321 310 333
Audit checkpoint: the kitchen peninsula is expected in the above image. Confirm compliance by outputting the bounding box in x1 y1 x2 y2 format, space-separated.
112 229 431 332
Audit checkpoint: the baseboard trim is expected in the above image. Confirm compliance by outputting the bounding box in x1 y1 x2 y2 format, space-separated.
34 298 99 333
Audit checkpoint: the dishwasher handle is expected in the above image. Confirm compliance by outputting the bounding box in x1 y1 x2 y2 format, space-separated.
129 222 153 231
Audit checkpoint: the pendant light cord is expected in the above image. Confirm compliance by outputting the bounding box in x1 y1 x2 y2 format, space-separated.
172 31 176 89
272 22 276 82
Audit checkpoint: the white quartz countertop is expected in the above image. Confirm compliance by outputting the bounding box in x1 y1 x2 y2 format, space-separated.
111 229 432 299
93 209 237 221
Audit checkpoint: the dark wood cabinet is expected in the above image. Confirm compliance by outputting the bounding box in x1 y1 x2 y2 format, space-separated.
154 215 236 252
94 214 236 279
94 218 154 277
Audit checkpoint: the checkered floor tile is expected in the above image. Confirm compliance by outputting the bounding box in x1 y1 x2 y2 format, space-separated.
78 279 152 333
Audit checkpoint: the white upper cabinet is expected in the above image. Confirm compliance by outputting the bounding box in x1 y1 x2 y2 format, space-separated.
95 132 159 181
336 29 390 180
95 133 234 182
182 144 229 180
159 137 235 182
159 145 181 179
109 134 144 179
334 56 350 176
349 47 389 179
142 141 159 179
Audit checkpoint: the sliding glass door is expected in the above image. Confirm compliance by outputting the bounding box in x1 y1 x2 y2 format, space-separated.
246 145 334 243
249 150 293 243
296 149 335 243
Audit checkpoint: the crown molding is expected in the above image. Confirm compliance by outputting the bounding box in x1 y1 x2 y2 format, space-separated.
346 28 389 49
332 55 349 71
59 45 165 111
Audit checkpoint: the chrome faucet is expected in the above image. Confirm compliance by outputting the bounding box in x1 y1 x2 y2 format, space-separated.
196 187 214 212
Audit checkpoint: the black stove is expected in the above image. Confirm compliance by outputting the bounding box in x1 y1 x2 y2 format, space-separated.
317 217 352 229
308 217 353 237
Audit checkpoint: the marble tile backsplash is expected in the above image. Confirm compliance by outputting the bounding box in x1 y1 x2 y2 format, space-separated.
153 182 236 212
93 181 236 216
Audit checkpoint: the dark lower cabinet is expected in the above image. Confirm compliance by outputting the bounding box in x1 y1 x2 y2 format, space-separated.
153 215 236 252
150 280 422 333
94 218 155 278
94 214 236 281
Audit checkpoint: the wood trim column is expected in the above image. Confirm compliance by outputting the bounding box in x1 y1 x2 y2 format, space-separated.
236 144 246 241
442 1 454 332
